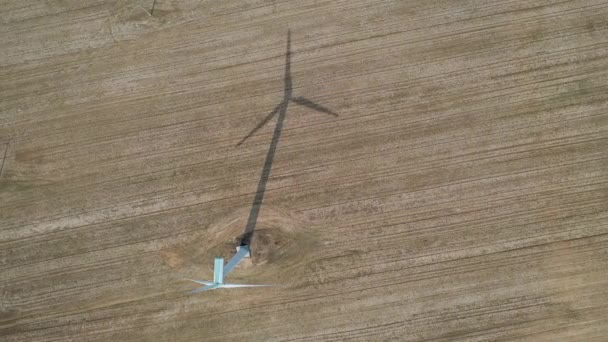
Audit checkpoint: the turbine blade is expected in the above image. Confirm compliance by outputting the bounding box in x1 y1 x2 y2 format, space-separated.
189 285 217 294
292 97 338 116
213 257 224 284
236 103 283 146
183 278 213 286
221 283 278 288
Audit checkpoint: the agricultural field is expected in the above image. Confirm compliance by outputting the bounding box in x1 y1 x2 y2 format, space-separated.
1 0 607 340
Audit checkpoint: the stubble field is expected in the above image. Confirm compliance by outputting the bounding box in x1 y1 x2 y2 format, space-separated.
1 0 608 341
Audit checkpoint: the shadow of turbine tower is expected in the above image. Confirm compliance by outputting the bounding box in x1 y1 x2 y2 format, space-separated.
237 29 338 247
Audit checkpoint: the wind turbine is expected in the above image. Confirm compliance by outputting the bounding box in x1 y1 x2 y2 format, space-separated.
186 30 337 294
185 246 275 293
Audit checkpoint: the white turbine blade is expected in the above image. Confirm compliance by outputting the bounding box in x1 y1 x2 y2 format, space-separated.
236 103 283 146
221 283 278 288
183 278 213 286
213 257 224 284
189 285 217 294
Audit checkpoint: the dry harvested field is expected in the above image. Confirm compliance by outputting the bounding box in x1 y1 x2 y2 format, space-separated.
1 0 608 341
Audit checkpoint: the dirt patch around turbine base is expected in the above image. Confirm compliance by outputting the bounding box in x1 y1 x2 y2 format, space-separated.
162 205 321 285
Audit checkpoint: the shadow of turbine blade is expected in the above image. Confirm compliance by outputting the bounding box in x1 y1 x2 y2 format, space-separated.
236 103 284 146
291 96 338 116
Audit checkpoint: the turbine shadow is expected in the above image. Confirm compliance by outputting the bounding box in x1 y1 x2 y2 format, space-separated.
292 96 338 116
236 104 282 147
237 30 338 247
